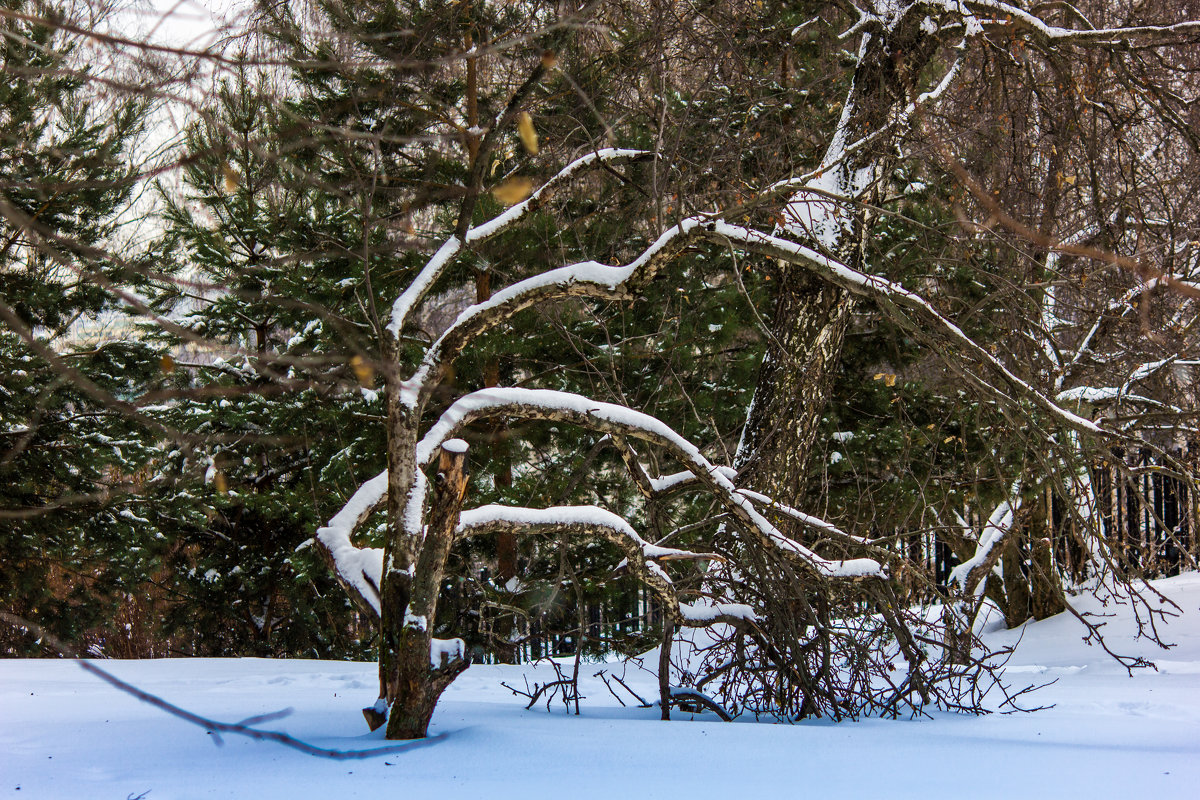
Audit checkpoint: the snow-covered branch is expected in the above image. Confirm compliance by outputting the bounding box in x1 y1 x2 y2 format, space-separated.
768 33 970 203
419 387 884 580
386 148 654 339
627 465 872 548
678 601 758 628
313 471 387 616
699 221 1107 438
948 480 1024 595
456 504 707 562
963 0 1200 44
400 217 694 408
456 504 683 620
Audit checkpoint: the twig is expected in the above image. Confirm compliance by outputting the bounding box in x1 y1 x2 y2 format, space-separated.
1 612 444 759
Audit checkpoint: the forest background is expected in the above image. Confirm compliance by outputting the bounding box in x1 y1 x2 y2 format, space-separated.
3 0 1200 739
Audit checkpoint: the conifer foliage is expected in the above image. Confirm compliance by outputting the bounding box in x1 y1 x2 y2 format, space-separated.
0 0 153 654
4 0 1200 746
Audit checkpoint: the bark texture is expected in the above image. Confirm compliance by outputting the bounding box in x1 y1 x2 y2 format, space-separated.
735 4 943 510
383 441 471 739
736 271 856 508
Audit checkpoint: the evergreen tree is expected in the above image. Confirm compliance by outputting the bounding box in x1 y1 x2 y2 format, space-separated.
0 0 154 654
145 65 382 657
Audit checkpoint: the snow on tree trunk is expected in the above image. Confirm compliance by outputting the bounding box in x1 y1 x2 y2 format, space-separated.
736 1 943 511
384 440 470 739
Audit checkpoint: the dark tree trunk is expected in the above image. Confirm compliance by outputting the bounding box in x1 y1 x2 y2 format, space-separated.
1001 533 1032 628
1028 490 1066 620
735 7 940 506
381 441 471 739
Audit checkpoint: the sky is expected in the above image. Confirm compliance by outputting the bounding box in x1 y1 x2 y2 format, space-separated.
125 0 239 48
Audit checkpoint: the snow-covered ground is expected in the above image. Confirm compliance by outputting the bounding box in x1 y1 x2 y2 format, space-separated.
5 573 1200 799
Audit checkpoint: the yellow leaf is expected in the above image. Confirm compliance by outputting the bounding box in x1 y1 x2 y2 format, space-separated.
222 164 240 193
885 374 896 387
943 435 956 444
350 354 374 387
492 176 533 206
873 372 897 386
517 111 539 155
213 471 228 495
160 354 175 374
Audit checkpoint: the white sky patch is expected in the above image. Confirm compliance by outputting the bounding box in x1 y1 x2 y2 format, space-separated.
114 1 242 49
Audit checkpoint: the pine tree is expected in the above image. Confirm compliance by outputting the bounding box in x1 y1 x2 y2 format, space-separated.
0 0 154 654
145 65 383 657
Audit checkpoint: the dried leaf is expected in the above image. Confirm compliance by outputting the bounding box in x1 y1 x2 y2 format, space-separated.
213 471 228 495
222 164 240 193
350 354 374 387
492 176 533 206
160 354 175 374
540 50 558 69
517 112 538 155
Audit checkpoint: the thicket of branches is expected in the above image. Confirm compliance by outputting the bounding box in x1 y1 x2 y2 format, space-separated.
3 0 1200 739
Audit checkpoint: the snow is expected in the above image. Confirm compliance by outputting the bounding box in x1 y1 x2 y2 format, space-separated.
402 470 428 543
417 387 882 578
964 1 1200 42
1057 385 1121 403
6 572 1200 798
315 472 388 614
949 481 1022 592
679 601 758 624
430 638 466 669
456 504 700 562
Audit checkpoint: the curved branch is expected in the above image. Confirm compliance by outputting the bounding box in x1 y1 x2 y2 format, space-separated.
386 148 655 340
420 388 884 580
400 217 698 409
679 601 758 629
700 221 1108 438
948 479 1024 596
313 471 387 617
456 503 683 619
965 1 1200 45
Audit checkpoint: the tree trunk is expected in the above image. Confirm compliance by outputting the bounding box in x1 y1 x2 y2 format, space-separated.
735 270 855 511
385 626 469 739
381 437 471 739
1001 533 1032 628
377 390 418 734
1029 489 1066 620
658 619 674 721
735 4 940 507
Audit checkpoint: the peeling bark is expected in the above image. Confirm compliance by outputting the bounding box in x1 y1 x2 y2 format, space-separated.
384 442 471 740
